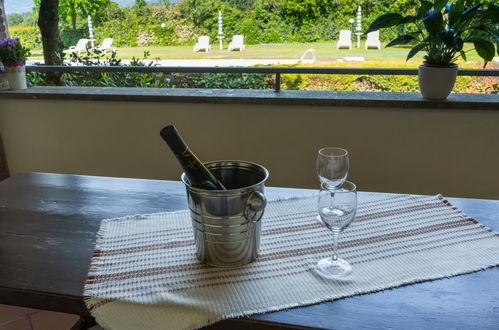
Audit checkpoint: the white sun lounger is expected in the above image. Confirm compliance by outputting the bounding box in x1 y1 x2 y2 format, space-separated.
228 35 245 51
93 38 116 54
336 30 352 50
193 36 211 52
63 39 89 55
365 31 381 50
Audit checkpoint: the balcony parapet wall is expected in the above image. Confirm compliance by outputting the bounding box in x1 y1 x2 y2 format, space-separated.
0 88 498 198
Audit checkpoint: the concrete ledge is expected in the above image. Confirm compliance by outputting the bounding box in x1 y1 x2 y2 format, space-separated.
1 87 498 110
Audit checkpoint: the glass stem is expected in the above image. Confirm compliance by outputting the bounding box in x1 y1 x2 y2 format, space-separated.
332 230 340 261
329 190 335 209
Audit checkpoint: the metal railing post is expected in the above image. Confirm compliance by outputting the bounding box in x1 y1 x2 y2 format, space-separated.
275 73 281 92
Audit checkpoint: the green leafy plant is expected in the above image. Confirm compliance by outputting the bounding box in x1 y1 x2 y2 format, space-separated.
188 72 272 89
0 37 31 63
366 0 499 66
64 50 170 88
28 49 170 88
486 83 499 93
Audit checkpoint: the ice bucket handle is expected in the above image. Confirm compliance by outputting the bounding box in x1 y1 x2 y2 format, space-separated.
244 191 267 222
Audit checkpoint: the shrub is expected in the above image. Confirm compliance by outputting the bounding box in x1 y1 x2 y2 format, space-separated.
26 48 484 93
28 50 170 88
7 12 37 27
60 28 88 48
26 49 272 89
171 73 272 89
235 18 290 44
9 26 41 50
281 74 307 90
486 84 499 94
279 62 479 93
95 4 199 47
15 0 442 50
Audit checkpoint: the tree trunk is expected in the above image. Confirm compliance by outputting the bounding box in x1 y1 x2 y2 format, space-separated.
38 0 64 85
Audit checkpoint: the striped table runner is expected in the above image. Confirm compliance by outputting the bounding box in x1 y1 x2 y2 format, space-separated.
84 193 499 330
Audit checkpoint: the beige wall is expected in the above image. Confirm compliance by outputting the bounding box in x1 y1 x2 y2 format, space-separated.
0 98 498 199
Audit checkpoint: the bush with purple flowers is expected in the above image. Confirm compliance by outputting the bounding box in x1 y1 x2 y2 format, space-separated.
0 37 31 64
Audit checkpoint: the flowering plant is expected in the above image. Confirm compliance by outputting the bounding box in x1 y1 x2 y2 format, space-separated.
0 37 31 64
366 0 499 66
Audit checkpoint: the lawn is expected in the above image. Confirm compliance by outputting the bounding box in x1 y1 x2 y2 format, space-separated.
28 42 486 67
26 41 496 93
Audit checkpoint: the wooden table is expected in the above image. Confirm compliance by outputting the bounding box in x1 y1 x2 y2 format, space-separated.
1 172 498 330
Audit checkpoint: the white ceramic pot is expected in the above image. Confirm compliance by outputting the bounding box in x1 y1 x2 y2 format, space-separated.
3 61 27 90
418 64 458 100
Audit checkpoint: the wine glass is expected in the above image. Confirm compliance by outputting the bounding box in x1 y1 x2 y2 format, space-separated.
316 147 349 190
315 181 357 278
315 147 349 222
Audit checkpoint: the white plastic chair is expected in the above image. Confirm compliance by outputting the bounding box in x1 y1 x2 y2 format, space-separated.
193 36 211 52
228 35 245 51
365 31 381 50
93 38 116 54
336 30 352 50
63 39 89 55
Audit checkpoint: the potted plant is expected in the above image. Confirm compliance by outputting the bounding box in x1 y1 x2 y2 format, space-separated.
366 0 499 100
0 37 31 90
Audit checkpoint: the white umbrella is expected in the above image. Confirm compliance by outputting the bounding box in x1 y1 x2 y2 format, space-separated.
356 6 362 31
218 11 223 36
217 11 224 50
88 15 95 48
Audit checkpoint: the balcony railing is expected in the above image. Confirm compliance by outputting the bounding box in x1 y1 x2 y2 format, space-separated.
26 65 499 92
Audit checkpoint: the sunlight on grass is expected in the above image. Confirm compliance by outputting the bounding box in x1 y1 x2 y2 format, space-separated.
28 42 485 67
26 42 494 93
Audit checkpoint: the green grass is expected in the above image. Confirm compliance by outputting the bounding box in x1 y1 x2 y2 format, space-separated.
28 42 485 66
27 42 493 92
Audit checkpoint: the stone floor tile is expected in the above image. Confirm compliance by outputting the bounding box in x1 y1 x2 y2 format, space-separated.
0 317 31 330
29 311 78 330
0 305 28 325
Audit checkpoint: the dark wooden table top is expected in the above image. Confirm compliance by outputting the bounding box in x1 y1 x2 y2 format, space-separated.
0 172 498 330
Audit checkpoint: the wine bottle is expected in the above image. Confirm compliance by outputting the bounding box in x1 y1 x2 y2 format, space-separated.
160 125 226 190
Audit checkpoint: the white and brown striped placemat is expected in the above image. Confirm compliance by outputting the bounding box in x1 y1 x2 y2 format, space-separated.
84 193 499 330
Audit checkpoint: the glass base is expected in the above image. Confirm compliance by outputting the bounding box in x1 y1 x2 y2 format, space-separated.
315 257 352 278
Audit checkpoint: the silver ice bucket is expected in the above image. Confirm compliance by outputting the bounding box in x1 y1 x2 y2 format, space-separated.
181 160 269 267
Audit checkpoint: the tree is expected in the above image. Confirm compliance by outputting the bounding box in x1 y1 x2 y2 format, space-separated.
179 0 223 27
6 13 27 26
224 0 252 10
61 0 112 29
278 0 334 26
34 0 111 30
38 0 64 85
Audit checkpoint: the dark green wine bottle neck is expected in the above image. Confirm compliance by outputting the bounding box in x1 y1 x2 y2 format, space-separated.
160 125 226 190
160 125 188 155
177 150 226 190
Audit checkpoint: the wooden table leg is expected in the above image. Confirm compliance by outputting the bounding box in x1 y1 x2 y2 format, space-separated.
0 133 9 181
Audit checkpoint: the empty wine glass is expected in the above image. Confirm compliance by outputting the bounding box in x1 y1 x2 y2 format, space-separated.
316 147 349 190
315 147 349 223
316 181 357 278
